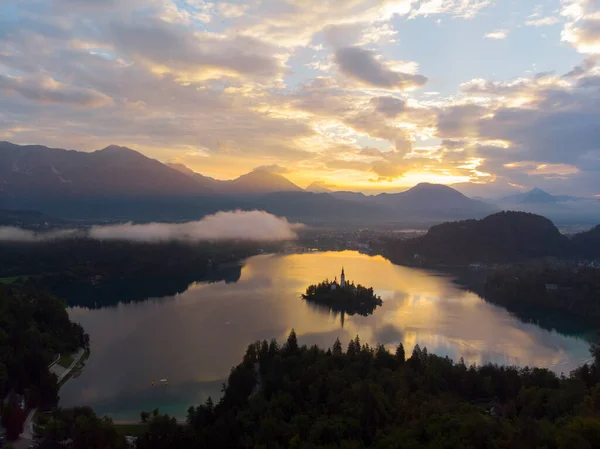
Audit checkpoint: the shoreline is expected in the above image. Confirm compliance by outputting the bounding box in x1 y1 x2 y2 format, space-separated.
21 347 88 443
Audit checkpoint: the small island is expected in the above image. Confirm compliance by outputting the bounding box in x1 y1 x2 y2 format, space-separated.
302 267 383 317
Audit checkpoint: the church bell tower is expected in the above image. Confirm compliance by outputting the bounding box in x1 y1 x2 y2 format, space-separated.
340 267 346 287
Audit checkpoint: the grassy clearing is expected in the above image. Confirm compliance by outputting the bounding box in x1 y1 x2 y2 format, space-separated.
57 353 74 369
114 423 149 437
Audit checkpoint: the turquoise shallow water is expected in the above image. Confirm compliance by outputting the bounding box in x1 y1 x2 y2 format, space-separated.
60 251 592 421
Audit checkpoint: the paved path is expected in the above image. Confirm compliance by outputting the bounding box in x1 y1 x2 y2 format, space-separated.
52 348 85 384
20 348 86 442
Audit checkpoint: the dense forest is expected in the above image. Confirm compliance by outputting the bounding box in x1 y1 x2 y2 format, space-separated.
484 265 600 331
302 281 383 316
0 239 274 307
0 285 88 439
383 211 599 265
37 330 600 449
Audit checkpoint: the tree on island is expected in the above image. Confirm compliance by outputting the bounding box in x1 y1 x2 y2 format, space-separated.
302 270 383 317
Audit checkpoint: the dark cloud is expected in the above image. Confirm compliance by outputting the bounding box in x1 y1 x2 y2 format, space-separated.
476 87 600 166
577 75 600 88
563 57 598 78
437 104 485 138
334 46 428 90
370 96 406 117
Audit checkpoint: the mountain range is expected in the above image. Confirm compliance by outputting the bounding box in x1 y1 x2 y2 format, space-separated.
1 141 597 224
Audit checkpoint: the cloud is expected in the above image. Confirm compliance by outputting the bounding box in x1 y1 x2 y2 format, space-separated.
431 67 600 195
0 211 298 243
562 0 600 54
217 2 249 19
484 29 509 39
89 211 298 242
563 56 598 77
0 74 113 108
503 161 579 176
323 23 366 48
0 0 598 197
437 104 486 138
0 228 80 242
525 17 561 27
252 164 290 174
370 96 406 118
109 18 283 80
334 47 428 90
371 159 407 180
410 0 492 19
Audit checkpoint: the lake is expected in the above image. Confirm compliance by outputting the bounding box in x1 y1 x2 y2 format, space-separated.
60 251 592 421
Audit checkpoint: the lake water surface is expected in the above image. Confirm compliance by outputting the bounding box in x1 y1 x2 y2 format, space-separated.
61 251 592 421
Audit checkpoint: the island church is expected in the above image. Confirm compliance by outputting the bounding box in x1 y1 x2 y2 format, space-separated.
330 267 347 290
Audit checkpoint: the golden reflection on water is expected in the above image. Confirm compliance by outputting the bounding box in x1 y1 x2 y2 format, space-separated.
239 251 587 370
63 251 590 420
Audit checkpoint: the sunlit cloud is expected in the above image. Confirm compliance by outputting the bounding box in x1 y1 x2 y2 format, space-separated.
561 0 600 54
525 16 561 27
0 0 598 196
484 29 509 40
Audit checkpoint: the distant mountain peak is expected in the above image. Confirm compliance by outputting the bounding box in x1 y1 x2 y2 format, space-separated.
403 182 469 198
229 170 303 194
306 181 332 193
95 145 148 162
503 188 557 204
98 144 135 153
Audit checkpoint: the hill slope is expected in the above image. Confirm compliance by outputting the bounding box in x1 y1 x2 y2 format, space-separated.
388 211 571 264
572 225 600 258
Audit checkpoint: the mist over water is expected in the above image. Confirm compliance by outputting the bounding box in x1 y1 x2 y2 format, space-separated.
0 210 298 242
60 251 591 421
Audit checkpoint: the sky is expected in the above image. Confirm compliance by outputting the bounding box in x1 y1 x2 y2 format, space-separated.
0 0 599 197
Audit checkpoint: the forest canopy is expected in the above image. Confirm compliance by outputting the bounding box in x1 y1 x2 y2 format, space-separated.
41 330 600 449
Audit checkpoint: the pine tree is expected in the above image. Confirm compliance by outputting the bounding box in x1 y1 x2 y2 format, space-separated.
395 343 405 363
